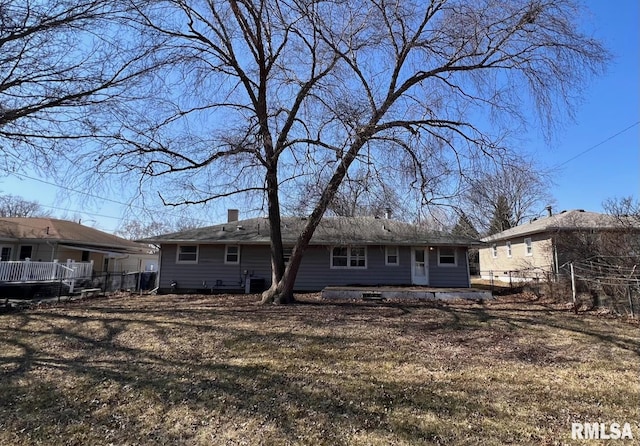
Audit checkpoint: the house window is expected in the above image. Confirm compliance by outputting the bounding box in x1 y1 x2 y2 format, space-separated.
331 246 367 269
438 247 457 266
385 246 399 265
225 245 240 264
524 238 533 256
177 245 199 263
19 245 33 260
81 250 90 262
283 247 293 265
491 244 497 258
350 246 366 267
1 247 11 261
332 247 348 267
506 241 512 258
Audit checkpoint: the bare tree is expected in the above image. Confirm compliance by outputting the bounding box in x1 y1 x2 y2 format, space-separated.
0 194 50 217
602 196 640 264
115 218 201 240
565 198 640 270
553 200 640 311
85 0 607 303
0 0 154 172
293 168 405 218
603 196 640 226
462 157 555 234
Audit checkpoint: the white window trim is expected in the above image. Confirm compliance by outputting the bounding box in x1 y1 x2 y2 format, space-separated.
506 241 512 258
225 245 240 264
18 244 33 261
491 244 497 258
524 237 533 256
331 246 349 268
437 247 457 267
330 245 367 269
176 245 199 264
385 246 399 266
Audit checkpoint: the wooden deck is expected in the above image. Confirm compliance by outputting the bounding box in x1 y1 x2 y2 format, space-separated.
321 286 493 300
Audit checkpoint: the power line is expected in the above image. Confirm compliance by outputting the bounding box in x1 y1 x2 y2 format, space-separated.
4 172 142 230
35 202 126 223
553 121 640 169
11 121 637 228
10 171 148 212
6 171 216 227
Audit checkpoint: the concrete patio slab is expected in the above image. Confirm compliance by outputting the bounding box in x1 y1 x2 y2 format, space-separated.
321 286 493 300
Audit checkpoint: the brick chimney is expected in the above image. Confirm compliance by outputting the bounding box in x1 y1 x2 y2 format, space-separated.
228 209 239 222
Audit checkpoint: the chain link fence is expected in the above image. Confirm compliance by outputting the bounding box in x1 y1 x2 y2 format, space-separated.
80 271 158 294
563 260 639 318
478 260 639 318
1 271 157 301
478 267 559 296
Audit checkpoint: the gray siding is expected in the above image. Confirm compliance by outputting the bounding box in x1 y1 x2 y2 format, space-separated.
159 244 270 290
159 243 469 291
428 247 470 288
293 245 411 290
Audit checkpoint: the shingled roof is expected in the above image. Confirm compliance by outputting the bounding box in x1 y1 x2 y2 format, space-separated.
482 209 638 242
0 218 149 253
144 216 482 247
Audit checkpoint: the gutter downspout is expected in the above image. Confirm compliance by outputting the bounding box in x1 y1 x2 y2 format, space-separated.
155 245 162 291
115 254 131 273
45 241 58 262
466 249 471 288
552 236 559 280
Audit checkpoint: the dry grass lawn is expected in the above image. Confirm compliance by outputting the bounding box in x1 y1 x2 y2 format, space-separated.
1 293 638 445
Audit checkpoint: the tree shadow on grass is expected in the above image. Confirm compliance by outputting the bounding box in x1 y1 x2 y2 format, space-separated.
457 303 640 357
0 308 503 445
0 295 637 445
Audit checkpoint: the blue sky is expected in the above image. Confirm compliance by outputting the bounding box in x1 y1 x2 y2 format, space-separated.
1 0 638 233
527 0 639 214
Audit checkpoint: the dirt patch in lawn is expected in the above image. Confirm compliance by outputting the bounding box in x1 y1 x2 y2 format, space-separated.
1 293 638 445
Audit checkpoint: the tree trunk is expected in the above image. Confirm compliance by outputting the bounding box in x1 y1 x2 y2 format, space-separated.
261 242 306 304
262 136 368 304
261 164 288 304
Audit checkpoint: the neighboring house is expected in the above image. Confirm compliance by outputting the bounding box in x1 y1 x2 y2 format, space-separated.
479 209 639 282
144 213 482 293
0 217 158 274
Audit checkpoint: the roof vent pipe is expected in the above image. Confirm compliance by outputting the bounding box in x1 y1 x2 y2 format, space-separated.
228 209 239 223
545 206 552 217
384 208 392 219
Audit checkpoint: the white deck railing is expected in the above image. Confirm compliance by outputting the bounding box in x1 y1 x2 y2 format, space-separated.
0 259 94 283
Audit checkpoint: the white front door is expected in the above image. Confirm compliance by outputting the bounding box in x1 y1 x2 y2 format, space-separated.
411 247 429 285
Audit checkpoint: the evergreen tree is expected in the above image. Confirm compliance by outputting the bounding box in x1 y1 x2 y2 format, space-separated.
487 195 514 235
452 212 480 239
